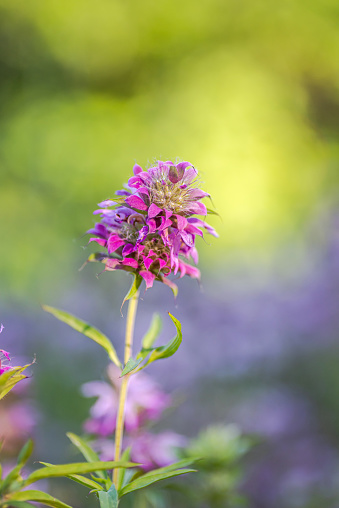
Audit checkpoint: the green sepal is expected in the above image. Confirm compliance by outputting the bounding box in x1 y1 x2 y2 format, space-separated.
66 432 107 480
42 305 121 368
119 468 195 497
205 207 220 217
121 274 142 311
120 358 143 377
4 490 72 508
17 440 34 467
98 485 119 508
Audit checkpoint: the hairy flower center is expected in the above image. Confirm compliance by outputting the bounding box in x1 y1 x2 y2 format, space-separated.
118 223 139 243
148 171 195 214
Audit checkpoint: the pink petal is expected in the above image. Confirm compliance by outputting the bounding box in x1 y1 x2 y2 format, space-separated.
88 238 107 247
126 195 148 211
107 235 125 253
133 164 143 175
189 189 210 200
148 203 162 218
144 257 154 270
185 224 203 237
179 261 200 280
175 215 187 231
122 243 134 256
158 218 172 231
165 209 173 220
188 201 207 215
183 167 198 184
140 270 156 289
97 199 116 207
128 176 143 189
0 349 10 361
122 257 139 269
147 219 157 234
176 161 192 171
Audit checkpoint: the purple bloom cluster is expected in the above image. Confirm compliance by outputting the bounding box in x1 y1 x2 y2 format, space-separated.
82 365 185 471
87 160 217 291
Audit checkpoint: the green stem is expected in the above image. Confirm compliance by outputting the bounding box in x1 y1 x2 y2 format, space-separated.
113 290 139 486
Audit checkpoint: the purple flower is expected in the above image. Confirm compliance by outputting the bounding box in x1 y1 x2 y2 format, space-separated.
127 431 187 471
94 431 186 472
82 365 171 437
86 160 218 292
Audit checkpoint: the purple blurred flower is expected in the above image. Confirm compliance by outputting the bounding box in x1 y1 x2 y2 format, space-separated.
82 365 171 436
86 160 217 292
95 431 186 472
127 431 187 471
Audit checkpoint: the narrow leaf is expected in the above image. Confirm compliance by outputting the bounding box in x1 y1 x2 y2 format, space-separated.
66 474 103 490
121 274 142 311
120 358 143 377
24 461 138 486
0 502 34 507
139 458 198 479
119 469 195 497
98 485 118 508
137 313 182 371
42 305 121 368
116 448 131 492
17 440 34 466
141 314 162 350
7 490 72 508
66 432 107 480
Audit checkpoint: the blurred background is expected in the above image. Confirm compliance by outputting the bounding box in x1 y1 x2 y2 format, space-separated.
1 0 339 506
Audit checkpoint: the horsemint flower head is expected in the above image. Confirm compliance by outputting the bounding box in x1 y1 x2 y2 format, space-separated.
86 160 218 293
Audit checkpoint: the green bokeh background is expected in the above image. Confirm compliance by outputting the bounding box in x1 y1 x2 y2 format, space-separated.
1 0 339 300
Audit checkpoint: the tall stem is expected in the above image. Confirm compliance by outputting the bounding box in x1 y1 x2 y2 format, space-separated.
113 290 139 486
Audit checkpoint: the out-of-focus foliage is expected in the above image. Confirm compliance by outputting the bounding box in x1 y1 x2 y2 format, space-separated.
1 0 339 297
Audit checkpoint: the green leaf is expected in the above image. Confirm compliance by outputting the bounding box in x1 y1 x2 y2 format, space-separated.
0 464 22 495
141 314 162 350
137 313 182 372
0 363 31 400
17 440 34 466
66 433 107 480
120 358 143 377
98 485 119 508
116 448 131 492
119 469 195 497
0 502 34 507
6 490 72 508
66 474 103 491
139 458 198 479
23 461 139 487
121 274 142 311
42 305 121 368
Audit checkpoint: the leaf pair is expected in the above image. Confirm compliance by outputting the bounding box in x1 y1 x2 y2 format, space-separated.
120 313 182 377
